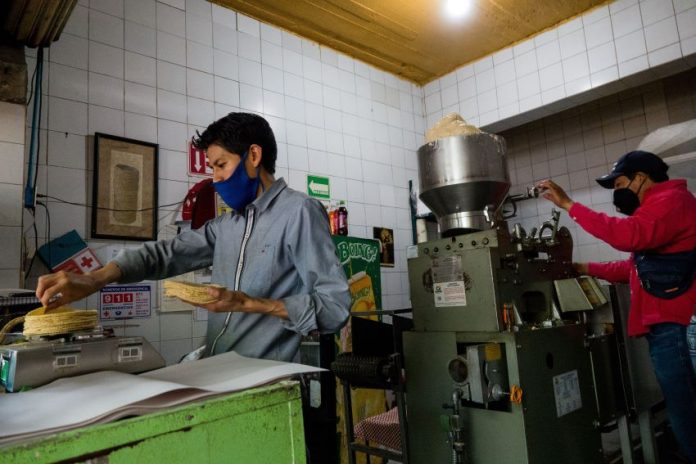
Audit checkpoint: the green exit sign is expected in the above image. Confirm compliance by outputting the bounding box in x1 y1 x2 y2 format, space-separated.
307 175 330 200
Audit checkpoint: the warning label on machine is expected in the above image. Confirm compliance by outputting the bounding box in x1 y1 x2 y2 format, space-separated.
553 370 582 417
432 255 467 307
434 281 467 307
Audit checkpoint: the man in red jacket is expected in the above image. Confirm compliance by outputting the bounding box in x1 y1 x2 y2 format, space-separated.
537 150 696 463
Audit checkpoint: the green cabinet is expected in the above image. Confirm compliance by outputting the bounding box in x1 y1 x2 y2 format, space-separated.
2 381 305 464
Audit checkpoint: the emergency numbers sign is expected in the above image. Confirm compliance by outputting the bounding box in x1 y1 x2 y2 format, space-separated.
99 285 152 320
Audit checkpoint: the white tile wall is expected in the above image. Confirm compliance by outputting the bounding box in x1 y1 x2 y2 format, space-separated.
424 0 696 131
126 52 157 87
503 69 696 264
0 101 25 288
89 42 124 78
125 0 156 28
19 0 422 362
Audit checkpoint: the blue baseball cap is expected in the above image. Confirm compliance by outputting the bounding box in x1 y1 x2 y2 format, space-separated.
595 150 669 188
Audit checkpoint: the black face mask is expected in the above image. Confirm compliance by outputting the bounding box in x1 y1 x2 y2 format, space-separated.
613 176 646 215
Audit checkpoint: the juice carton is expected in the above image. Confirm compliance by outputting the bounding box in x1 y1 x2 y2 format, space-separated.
347 270 376 313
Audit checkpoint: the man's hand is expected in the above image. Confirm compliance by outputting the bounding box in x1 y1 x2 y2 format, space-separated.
182 287 289 319
35 262 122 309
573 262 589 275
536 179 574 211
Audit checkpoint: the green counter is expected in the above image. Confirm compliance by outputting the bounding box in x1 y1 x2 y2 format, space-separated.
2 381 306 464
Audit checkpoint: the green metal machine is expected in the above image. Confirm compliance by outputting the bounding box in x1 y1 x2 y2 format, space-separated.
405 133 605 463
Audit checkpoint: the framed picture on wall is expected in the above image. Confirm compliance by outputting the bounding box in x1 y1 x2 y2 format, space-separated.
92 133 159 241
373 227 395 267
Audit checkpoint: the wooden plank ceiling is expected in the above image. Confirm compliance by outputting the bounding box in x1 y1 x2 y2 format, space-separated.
2 0 78 48
214 0 609 84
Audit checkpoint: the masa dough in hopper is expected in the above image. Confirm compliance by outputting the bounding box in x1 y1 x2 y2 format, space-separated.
425 113 482 143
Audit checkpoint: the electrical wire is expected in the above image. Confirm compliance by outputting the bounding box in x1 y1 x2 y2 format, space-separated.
36 194 183 212
501 196 518 219
25 49 40 108
32 57 43 205
22 48 44 281
24 47 44 209
23 210 39 281
26 197 180 278
36 201 51 271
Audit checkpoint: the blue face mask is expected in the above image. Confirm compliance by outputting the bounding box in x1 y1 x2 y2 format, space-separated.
213 151 261 212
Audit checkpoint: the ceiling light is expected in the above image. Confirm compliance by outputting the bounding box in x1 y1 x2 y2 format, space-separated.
444 0 472 19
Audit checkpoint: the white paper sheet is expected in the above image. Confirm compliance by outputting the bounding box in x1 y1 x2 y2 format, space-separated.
0 351 323 445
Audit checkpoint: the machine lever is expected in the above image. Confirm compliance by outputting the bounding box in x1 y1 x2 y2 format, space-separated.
538 209 560 244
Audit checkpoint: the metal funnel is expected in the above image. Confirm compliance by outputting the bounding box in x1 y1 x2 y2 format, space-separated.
417 133 510 235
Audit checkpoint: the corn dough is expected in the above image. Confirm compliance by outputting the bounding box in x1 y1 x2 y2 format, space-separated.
425 113 482 142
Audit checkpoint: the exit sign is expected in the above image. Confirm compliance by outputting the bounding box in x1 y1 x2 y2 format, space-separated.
307 175 330 200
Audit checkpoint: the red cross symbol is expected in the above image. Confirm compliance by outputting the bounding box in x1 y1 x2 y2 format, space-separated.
80 256 94 269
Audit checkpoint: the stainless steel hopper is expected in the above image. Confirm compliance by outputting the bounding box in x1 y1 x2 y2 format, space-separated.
417 133 510 235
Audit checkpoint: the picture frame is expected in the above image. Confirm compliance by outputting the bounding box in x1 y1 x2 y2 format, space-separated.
92 133 159 241
373 227 395 267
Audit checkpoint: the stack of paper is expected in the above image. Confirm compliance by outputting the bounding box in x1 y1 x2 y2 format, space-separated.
0 351 323 444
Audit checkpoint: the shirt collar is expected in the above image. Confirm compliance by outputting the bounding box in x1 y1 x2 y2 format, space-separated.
642 179 686 202
246 177 287 214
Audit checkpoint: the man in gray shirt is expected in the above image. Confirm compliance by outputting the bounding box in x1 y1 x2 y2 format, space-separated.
36 113 350 362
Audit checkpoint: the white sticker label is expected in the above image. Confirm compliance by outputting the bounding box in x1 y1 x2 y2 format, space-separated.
406 245 419 259
309 379 321 408
432 255 463 283
553 370 582 417
434 281 467 307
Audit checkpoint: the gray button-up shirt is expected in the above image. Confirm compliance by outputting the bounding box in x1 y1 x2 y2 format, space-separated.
112 178 350 362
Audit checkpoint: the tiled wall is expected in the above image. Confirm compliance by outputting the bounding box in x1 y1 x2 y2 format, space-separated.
0 102 26 288
13 0 696 362
423 0 696 131
23 0 424 363
502 67 696 264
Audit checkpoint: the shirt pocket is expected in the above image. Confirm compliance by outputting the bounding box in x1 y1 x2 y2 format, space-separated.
242 244 276 296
